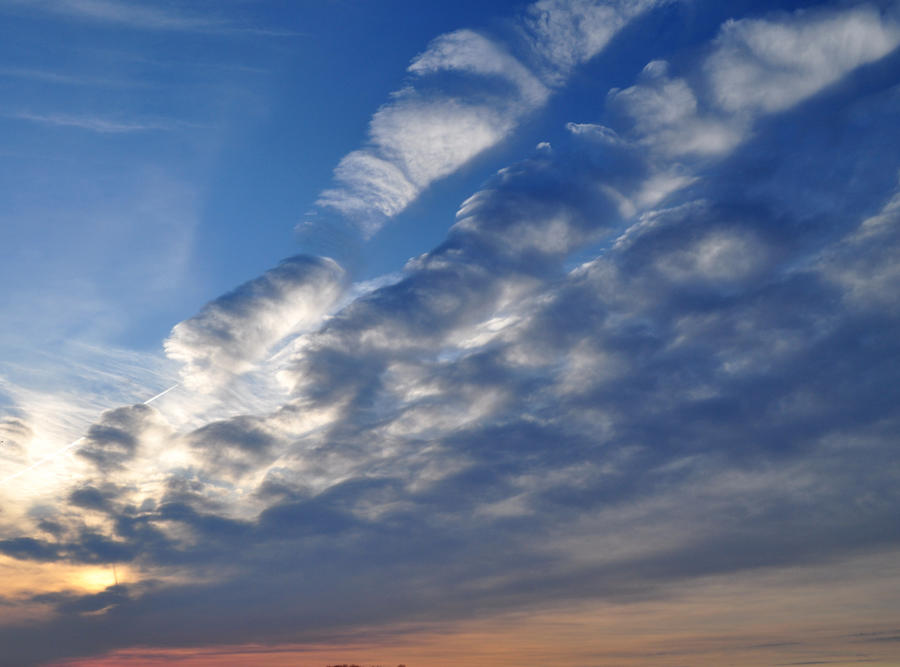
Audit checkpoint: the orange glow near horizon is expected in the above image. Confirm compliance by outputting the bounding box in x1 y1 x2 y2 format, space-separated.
47 550 900 667
0 555 126 599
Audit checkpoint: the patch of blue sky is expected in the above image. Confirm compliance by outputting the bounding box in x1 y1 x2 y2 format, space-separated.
0 0 541 355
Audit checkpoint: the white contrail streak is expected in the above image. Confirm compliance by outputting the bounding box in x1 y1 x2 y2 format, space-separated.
0 436 86 486
0 384 179 486
143 383 179 405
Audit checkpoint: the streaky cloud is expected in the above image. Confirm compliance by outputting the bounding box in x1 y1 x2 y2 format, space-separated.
408 29 549 107
9 0 245 33
10 112 194 134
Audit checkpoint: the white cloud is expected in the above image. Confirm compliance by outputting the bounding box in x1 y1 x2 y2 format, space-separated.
315 93 517 236
618 63 698 129
0 418 32 465
0 66 130 87
577 5 900 225
824 179 900 309
16 0 224 32
599 7 900 165
525 0 666 83
565 121 623 144
316 28 544 234
165 256 345 392
370 97 513 189
11 112 190 133
653 229 769 284
408 29 549 106
707 5 900 114
314 0 667 234
4 0 298 36
608 62 744 157
316 151 418 227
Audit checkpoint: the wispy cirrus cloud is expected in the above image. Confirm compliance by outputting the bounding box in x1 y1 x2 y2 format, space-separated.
10 111 199 133
0 66 139 87
4 0 302 36
8 0 225 31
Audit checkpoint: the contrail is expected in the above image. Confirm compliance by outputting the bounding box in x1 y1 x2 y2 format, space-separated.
0 436 86 486
143 383 178 405
0 384 179 487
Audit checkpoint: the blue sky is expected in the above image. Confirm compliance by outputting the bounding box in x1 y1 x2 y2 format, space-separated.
1 1 900 666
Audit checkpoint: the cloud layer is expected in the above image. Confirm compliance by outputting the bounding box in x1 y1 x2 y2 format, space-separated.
2 2 900 666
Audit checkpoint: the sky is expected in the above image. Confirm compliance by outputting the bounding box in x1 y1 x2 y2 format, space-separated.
1 0 899 665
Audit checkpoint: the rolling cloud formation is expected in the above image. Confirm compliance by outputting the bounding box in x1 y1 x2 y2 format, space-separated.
1 2 899 665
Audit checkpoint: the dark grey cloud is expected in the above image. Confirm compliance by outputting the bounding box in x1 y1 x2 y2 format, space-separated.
68 485 118 512
185 415 280 477
0 537 60 562
32 584 130 615
76 403 169 473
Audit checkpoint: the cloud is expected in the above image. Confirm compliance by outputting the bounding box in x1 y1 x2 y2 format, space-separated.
524 0 666 82
707 5 900 114
608 60 744 157
317 90 521 233
600 5 900 166
34 584 130 615
316 152 419 223
823 175 900 309
185 415 281 478
2 0 302 37
0 538 60 563
315 31 538 233
10 112 191 133
3 2 900 665
408 29 549 106
68 484 118 512
369 97 514 190
76 403 171 473
12 0 228 32
0 67 133 87
165 256 345 392
314 0 667 234
0 418 32 463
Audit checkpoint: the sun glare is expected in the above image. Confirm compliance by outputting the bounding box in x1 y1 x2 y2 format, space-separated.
74 567 119 592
